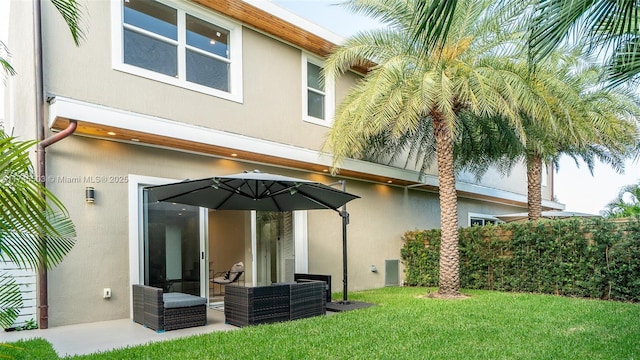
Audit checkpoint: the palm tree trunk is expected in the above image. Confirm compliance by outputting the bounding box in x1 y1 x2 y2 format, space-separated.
433 115 461 296
527 153 543 221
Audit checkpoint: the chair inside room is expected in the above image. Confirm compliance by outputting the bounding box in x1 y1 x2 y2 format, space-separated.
210 261 245 298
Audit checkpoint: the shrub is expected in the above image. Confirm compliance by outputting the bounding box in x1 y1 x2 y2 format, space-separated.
400 217 640 301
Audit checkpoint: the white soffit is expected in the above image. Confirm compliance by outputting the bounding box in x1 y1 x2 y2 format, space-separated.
242 0 346 45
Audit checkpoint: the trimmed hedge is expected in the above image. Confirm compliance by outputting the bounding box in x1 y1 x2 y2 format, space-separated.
400 217 640 301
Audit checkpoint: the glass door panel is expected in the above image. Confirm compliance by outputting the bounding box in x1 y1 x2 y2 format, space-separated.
255 211 294 286
143 190 201 295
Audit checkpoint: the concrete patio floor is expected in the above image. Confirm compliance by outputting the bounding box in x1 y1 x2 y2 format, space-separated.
1 308 237 357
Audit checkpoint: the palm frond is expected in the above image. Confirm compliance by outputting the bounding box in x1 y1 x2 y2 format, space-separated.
603 181 640 218
340 0 417 30
50 0 86 46
606 36 640 87
528 0 640 84
0 131 76 270
1 41 17 80
0 273 22 329
411 0 459 53
528 0 592 63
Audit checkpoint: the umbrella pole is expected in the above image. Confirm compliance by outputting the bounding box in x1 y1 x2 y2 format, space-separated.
341 209 349 303
339 180 350 304
327 179 351 305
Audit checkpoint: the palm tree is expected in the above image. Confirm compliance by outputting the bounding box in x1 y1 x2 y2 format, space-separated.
517 49 639 220
603 181 640 218
411 0 459 54
324 0 546 297
1 0 84 77
453 45 639 221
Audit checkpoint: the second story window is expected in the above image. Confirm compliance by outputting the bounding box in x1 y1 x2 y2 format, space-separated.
113 0 243 102
302 54 334 126
307 62 325 119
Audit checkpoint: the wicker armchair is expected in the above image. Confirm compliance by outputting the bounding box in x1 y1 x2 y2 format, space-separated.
132 284 207 332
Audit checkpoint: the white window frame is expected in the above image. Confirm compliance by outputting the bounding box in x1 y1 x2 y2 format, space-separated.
111 0 243 103
302 53 335 127
468 213 501 227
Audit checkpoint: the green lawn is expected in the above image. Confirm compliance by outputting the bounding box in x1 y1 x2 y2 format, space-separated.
5 287 640 359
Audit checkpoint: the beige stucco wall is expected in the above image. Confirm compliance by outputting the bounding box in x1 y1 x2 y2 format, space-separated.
5 1 38 142
307 181 523 293
457 164 553 204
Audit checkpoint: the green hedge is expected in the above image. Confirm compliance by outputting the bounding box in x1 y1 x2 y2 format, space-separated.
400 217 640 301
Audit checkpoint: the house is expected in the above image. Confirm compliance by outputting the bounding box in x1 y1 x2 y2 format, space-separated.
3 0 563 328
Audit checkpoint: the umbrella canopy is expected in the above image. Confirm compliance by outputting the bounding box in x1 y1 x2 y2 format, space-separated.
146 170 365 307
145 170 360 212
495 210 601 223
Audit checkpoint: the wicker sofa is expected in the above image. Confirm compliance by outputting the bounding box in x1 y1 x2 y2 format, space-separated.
132 284 207 332
224 281 326 327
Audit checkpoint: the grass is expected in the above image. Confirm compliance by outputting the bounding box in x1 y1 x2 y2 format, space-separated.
4 287 640 359
1 338 59 359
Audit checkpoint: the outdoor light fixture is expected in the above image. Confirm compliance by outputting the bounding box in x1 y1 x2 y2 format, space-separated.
85 187 95 203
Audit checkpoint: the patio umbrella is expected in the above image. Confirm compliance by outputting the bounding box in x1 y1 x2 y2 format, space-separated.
145 170 360 304
145 170 359 211
495 210 601 223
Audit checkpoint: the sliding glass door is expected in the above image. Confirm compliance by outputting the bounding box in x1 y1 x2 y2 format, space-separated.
143 190 204 295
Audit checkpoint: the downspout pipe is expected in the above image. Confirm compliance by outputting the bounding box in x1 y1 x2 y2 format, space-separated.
35 120 77 330
34 0 78 329
39 120 78 149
